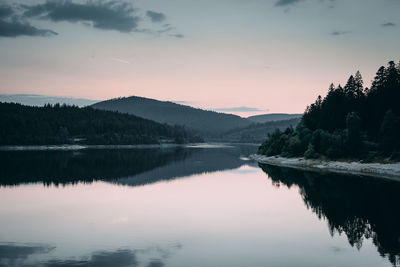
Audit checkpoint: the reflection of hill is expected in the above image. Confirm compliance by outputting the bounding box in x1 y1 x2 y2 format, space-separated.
113 146 254 186
0 145 257 187
260 164 400 267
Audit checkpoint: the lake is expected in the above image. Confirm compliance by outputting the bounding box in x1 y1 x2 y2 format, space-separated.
0 144 399 267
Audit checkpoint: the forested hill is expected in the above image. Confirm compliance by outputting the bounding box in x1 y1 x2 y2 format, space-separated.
259 60 400 160
92 96 252 136
0 102 202 145
219 118 301 143
247 113 302 123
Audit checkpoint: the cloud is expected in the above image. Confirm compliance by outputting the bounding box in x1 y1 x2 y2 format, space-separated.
275 0 303 6
0 18 57 37
0 5 13 18
146 10 166 23
1 1 182 38
147 260 164 267
172 100 193 105
214 106 269 113
330 30 351 36
275 0 336 8
381 22 396 27
23 0 141 33
110 57 131 64
169 33 184 38
0 3 57 37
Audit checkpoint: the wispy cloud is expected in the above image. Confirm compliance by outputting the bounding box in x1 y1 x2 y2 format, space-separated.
214 106 269 113
330 30 351 36
169 33 184 38
110 57 131 64
275 0 303 7
275 0 336 8
381 22 396 27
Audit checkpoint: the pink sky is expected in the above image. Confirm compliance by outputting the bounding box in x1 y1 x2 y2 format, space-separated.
0 0 399 115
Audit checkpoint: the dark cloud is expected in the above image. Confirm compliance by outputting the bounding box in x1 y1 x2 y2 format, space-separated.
147 260 164 267
0 18 57 37
214 106 269 113
275 0 303 6
146 10 166 23
23 0 141 33
0 3 57 37
0 5 13 18
330 30 351 36
1 1 182 38
381 22 396 27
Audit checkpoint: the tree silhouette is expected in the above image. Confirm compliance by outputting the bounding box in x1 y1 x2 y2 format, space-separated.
259 60 400 160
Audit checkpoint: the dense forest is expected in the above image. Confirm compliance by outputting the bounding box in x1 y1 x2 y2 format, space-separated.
0 102 202 145
220 117 301 143
259 61 400 161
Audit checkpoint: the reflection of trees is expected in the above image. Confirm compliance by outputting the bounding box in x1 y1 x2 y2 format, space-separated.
0 148 189 186
0 145 257 187
260 164 400 266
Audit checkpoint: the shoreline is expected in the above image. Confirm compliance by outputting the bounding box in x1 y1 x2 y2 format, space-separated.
0 142 251 151
250 154 400 182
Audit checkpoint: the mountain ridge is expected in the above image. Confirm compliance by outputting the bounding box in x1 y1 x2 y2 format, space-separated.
92 95 253 136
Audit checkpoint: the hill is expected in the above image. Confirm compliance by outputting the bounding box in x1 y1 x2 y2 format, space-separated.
91 96 252 136
258 60 400 160
247 113 302 123
0 102 201 145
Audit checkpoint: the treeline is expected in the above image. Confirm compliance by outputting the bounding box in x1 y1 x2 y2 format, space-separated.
259 61 400 160
0 103 203 145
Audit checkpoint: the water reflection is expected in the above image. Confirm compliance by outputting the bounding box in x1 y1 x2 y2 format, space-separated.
0 243 55 266
0 242 182 267
260 164 400 266
0 145 256 187
1 145 398 267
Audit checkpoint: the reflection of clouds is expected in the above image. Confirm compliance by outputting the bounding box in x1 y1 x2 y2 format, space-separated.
0 242 182 267
230 168 259 175
330 246 347 253
44 249 138 267
0 242 55 266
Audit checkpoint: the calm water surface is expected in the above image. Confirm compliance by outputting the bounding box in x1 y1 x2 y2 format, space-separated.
0 145 399 267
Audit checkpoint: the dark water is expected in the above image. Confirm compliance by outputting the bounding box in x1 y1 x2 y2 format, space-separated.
0 145 399 267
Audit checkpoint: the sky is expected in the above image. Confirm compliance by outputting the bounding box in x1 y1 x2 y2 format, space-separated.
0 0 399 116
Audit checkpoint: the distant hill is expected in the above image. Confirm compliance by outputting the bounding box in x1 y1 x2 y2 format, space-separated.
0 94 99 107
247 113 302 123
220 118 301 143
0 102 201 145
92 96 252 136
